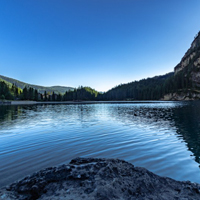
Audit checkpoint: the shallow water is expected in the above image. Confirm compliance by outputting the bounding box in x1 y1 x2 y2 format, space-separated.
0 101 200 187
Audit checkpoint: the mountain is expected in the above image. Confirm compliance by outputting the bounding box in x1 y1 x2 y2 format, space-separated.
101 30 200 101
174 31 200 87
0 75 74 94
161 31 200 100
99 72 174 100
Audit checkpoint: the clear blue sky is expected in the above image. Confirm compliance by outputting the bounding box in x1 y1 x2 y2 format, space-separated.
0 0 200 92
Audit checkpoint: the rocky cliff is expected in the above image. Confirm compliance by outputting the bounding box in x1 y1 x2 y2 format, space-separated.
1 158 200 200
174 31 200 88
160 31 200 101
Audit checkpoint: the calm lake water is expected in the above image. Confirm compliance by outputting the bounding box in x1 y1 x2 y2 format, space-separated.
0 101 200 187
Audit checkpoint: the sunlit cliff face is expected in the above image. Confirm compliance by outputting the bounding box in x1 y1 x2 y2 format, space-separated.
175 31 200 76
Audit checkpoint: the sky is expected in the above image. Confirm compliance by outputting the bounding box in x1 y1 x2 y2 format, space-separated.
0 0 200 92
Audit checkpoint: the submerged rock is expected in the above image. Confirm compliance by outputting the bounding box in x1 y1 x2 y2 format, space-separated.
1 157 200 200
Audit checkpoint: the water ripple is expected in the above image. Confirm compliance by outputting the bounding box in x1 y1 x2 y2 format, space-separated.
0 102 200 187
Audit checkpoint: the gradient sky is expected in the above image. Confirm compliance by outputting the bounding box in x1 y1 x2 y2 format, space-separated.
0 0 200 91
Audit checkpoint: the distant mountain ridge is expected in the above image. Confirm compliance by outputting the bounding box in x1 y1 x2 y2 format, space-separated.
0 75 74 94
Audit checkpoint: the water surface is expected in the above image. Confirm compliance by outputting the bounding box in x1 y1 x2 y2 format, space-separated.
0 101 200 187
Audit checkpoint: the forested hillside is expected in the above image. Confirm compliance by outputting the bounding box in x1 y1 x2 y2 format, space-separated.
99 73 173 100
0 70 198 101
63 86 99 101
99 67 199 101
0 81 99 102
0 81 14 100
0 75 74 94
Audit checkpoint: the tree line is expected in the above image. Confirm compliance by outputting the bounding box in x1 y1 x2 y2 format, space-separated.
100 70 197 101
0 83 99 101
0 70 198 102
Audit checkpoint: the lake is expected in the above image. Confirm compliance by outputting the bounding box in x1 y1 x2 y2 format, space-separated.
0 101 200 187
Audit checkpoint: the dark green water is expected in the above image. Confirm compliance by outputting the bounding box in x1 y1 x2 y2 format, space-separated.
0 101 200 187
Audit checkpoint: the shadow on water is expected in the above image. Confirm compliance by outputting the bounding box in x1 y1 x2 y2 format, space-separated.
0 104 99 132
0 105 38 130
172 101 200 164
0 105 21 125
107 101 200 165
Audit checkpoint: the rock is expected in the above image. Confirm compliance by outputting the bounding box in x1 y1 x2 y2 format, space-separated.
1 157 200 200
174 31 200 89
161 90 200 101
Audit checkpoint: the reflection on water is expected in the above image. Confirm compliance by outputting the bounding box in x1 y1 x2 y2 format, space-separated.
173 102 200 163
0 101 200 187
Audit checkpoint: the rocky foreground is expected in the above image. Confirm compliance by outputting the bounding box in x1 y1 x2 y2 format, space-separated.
1 158 200 200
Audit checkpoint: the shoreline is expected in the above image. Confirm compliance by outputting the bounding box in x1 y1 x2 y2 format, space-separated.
0 157 200 200
0 100 178 106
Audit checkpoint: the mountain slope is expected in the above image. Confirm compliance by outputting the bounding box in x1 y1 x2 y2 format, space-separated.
0 75 74 94
174 31 200 88
101 31 200 101
160 31 200 100
100 72 174 100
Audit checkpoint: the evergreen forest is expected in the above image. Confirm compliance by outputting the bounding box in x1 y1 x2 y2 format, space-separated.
0 69 198 102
